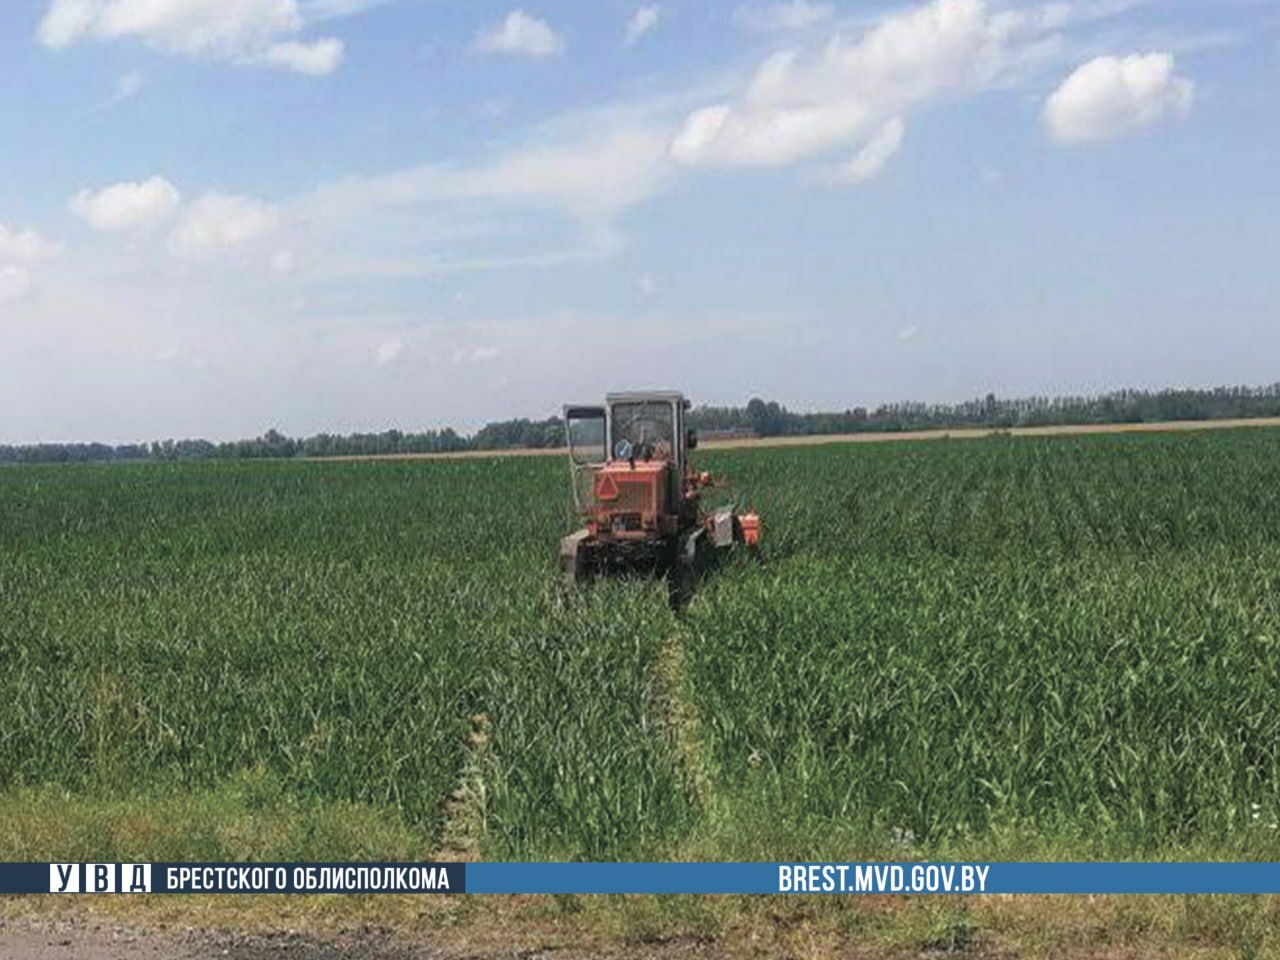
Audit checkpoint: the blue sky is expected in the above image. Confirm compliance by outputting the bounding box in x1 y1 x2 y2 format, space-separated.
1 0 1277 442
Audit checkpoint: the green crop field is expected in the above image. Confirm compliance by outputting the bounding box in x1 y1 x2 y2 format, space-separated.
4 429 1280 865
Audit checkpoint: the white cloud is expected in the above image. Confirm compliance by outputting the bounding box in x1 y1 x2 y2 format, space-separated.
829 116 905 183
475 9 564 58
309 128 671 225
37 0 344 74
453 131 667 218
1044 52 1193 143
285 89 719 281
374 337 403 366
266 35 346 73
639 271 656 297
154 345 207 369
0 223 61 261
270 249 297 273
672 0 1018 169
0 265 33 303
264 37 344 74
451 345 500 364
70 176 181 231
898 324 919 341
0 223 59 307
624 5 660 46
171 193 281 255
734 0 833 33
39 0 299 53
302 0 401 19
36 0 100 49
106 70 144 105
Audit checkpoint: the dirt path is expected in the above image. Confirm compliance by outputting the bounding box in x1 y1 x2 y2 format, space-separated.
0 905 1205 960
0 916 435 960
309 417 1280 463
703 415 1280 448
0 914 742 960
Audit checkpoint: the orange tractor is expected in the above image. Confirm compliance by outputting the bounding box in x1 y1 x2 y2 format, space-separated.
559 391 759 598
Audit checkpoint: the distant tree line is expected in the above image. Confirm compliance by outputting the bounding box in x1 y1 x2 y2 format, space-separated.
5 383 1280 464
0 419 564 464
692 383 1280 437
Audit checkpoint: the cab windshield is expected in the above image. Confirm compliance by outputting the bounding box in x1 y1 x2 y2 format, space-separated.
610 401 675 462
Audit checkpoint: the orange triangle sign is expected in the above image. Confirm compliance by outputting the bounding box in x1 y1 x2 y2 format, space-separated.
596 472 619 501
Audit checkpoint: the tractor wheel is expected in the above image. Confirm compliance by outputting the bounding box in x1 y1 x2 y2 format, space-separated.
559 529 592 586
667 530 702 610
667 557 694 610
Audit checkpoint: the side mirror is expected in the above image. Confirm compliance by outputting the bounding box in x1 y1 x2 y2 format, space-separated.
685 429 698 451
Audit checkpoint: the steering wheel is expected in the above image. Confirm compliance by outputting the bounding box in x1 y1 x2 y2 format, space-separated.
619 407 665 461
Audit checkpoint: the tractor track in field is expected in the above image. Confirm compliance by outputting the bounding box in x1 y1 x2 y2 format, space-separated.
307 417 1280 463
650 627 712 813
437 713 492 862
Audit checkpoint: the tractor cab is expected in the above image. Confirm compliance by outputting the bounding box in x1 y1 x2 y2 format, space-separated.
565 392 691 468
606 392 691 470
560 390 758 591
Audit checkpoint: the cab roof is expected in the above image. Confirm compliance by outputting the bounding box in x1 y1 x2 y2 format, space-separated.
606 391 688 407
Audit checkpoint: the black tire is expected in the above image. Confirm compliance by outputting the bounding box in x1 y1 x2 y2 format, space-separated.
666 537 697 610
